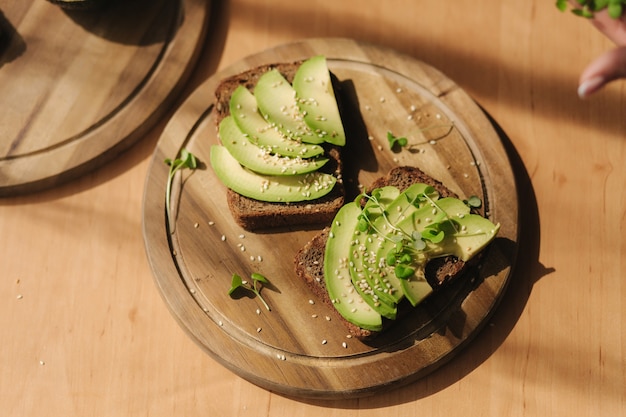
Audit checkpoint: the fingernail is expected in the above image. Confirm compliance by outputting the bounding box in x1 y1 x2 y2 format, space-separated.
578 75 605 98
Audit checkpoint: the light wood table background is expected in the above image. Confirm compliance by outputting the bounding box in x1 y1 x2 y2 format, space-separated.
1 1 624 416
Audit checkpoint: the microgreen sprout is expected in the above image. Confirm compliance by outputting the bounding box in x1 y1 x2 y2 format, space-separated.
465 195 483 209
557 0 626 19
165 148 198 233
387 131 408 150
387 124 455 152
228 272 272 311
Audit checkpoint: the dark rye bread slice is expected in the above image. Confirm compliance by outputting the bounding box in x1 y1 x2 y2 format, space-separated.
214 62 345 231
293 166 469 340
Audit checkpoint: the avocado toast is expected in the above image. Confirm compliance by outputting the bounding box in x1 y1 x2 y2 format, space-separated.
294 166 500 340
211 57 346 230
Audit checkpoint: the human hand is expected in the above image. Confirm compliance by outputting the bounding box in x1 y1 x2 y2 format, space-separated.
574 5 626 98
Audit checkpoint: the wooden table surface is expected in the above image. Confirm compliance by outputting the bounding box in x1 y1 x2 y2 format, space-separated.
1 0 624 415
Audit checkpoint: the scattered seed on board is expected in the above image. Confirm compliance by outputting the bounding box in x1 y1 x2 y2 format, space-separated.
208 221 215 226
16 294 23 300
221 235 226 242
256 308 261 315
256 327 262 333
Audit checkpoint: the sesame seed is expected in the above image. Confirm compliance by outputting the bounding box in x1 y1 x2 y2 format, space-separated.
325 316 331 321
257 327 262 333
312 314 318 318
194 222 199 228
16 294 23 300
209 221 215 226
322 340 327 345
220 235 226 241
308 299 315 305
342 342 348 348
39 360 45 366
218 321 223 326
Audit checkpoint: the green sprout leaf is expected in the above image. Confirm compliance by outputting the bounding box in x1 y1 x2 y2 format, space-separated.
387 131 408 151
557 0 626 18
394 264 415 279
465 195 483 209
165 148 198 234
422 226 445 244
228 273 244 296
228 272 272 311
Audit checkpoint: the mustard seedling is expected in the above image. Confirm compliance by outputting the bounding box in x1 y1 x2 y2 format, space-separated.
164 148 197 233
387 124 455 152
557 0 626 19
229 272 272 311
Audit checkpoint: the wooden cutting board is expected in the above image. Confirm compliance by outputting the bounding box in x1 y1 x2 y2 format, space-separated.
142 38 519 399
0 0 210 196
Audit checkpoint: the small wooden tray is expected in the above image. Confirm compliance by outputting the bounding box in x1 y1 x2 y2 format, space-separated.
142 38 519 399
0 0 210 195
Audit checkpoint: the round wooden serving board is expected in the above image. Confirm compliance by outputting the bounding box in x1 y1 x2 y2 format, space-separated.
142 38 519 399
0 0 210 196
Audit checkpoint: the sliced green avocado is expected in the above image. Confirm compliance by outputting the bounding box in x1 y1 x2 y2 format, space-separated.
254 69 322 144
210 145 336 203
393 197 497 305
324 202 383 331
348 186 401 309
292 56 346 146
347 187 400 318
218 116 328 176
430 214 501 262
229 85 325 158
362 183 441 305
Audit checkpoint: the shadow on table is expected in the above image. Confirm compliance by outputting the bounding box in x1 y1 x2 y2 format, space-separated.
61 0 179 46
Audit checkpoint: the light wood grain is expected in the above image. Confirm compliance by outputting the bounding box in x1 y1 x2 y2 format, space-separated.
1 0 625 415
142 38 518 398
0 0 210 195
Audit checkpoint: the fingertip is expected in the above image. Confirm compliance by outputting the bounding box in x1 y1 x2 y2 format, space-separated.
577 75 606 98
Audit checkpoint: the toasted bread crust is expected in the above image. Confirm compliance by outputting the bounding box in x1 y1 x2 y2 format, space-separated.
215 61 345 231
294 166 469 340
